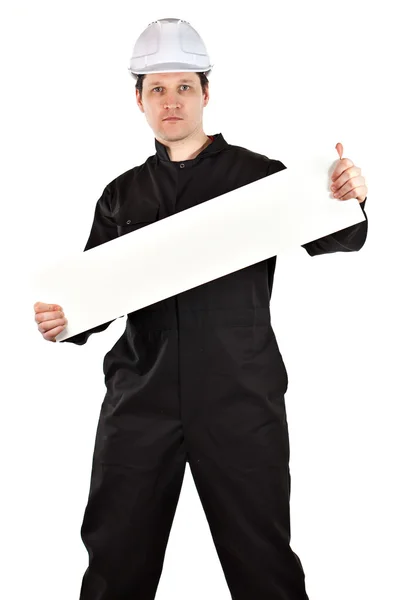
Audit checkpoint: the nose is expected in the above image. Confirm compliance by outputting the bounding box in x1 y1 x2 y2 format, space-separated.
164 102 181 109
163 93 181 110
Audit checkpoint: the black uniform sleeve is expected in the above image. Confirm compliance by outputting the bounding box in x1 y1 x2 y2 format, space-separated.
267 159 368 256
60 185 121 346
301 198 368 255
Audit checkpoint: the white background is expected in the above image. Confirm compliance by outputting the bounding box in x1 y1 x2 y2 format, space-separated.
1 1 399 599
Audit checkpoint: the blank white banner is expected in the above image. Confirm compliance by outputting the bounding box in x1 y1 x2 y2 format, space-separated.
29 148 366 341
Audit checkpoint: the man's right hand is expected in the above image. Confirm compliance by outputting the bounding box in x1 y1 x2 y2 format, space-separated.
34 302 68 342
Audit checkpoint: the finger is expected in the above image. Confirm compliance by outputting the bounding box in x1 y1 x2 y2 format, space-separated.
34 302 62 313
335 185 368 201
331 157 354 183
35 309 64 324
332 176 365 198
43 325 67 342
341 186 368 202
336 142 343 159
331 166 362 191
38 317 67 335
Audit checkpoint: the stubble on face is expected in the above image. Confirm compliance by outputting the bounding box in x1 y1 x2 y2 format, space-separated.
156 121 203 143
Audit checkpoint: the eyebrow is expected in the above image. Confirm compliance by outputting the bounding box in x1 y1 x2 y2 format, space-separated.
147 79 195 86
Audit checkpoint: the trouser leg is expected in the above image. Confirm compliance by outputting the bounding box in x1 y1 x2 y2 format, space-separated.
187 392 309 600
79 414 187 600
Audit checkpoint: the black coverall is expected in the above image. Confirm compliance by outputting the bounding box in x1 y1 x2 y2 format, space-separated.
61 133 368 599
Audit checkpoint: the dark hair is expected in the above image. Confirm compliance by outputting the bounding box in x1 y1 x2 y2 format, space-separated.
134 72 209 98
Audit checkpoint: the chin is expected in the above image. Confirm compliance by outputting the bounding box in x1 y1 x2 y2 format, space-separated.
160 130 188 142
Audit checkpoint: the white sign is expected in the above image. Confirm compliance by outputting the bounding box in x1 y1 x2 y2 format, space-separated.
30 150 366 341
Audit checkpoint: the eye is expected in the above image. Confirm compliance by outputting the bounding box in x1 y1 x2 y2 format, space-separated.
151 85 191 93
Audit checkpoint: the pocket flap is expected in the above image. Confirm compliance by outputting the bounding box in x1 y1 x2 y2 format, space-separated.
115 202 159 235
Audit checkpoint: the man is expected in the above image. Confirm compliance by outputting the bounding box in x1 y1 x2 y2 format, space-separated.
44 17 368 600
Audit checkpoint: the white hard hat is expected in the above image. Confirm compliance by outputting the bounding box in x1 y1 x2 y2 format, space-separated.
128 18 213 79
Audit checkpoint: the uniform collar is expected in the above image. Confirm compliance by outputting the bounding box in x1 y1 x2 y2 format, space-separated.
155 133 228 162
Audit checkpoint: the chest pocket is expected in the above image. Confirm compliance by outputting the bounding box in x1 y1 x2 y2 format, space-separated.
115 202 160 237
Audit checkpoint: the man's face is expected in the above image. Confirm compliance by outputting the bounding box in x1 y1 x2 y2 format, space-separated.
136 72 209 142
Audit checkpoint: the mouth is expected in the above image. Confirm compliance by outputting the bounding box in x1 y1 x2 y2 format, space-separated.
163 117 183 121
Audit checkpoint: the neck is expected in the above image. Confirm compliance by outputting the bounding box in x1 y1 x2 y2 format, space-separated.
157 130 212 162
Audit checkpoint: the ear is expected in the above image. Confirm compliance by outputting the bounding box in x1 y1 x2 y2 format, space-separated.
203 85 210 108
136 89 144 113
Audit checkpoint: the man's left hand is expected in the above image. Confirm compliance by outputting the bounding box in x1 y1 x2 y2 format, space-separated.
330 142 368 203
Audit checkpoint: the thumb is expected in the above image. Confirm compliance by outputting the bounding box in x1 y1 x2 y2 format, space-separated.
335 142 343 160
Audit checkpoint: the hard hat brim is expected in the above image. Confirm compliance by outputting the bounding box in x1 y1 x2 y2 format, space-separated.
129 62 213 76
